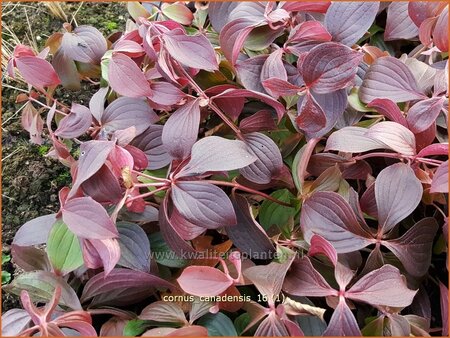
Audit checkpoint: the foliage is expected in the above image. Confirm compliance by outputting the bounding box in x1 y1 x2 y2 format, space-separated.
2 1 448 337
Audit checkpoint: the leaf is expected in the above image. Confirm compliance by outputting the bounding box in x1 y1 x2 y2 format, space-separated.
259 189 296 231
254 312 289 336
80 268 173 306
139 301 187 325
262 78 302 98
301 191 372 253
430 160 449 193
301 42 363 93
288 21 332 44
384 2 419 41
324 2 379 46
123 319 148 337
197 312 238 337
235 55 267 93
1 309 32 336
347 265 417 307
281 1 330 13
244 253 295 303
47 220 83 275
323 299 361 336
108 53 152 97
4 271 81 310
375 163 423 233
359 56 426 103
149 232 188 268
62 197 119 239
131 125 171 170
162 29 218 71
71 140 115 192
177 266 233 297
148 82 185 106
89 87 108 122
52 50 80 90
15 56 60 89
61 25 107 63
161 3 193 25
102 97 158 136
239 132 283 184
240 110 277 133
406 97 445 134
178 136 257 177
295 91 327 137
13 214 56 246
171 182 236 229
220 18 258 65
440 282 448 336
55 103 92 138
434 6 449 52
325 126 386 153
383 218 438 277
366 121 416 156
308 235 338 267
161 99 200 160
417 143 449 158
283 257 337 297
227 194 276 260
117 222 151 272
11 245 51 272
367 98 408 127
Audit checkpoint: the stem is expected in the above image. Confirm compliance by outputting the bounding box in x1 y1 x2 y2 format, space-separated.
416 157 444 165
132 169 170 183
29 97 68 116
133 182 167 188
201 180 291 207
353 152 404 161
126 186 168 203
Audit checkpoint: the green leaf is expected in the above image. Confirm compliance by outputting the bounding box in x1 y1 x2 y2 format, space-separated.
234 313 251 335
149 233 188 268
2 253 11 265
259 189 297 231
123 319 150 336
47 220 83 275
197 312 238 336
2 271 11 285
348 88 376 112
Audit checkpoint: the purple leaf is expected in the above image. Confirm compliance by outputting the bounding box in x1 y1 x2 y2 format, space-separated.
240 110 277 133
89 87 108 122
375 163 423 233
83 238 121 276
108 53 152 97
131 125 172 170
159 196 197 257
384 2 419 41
324 2 379 46
220 19 258 65
227 194 275 259
178 136 257 177
408 2 443 27
406 97 445 134
13 214 56 246
287 21 332 44
367 98 408 126
239 132 283 184
61 25 107 63
301 191 373 253
80 268 174 306
162 29 218 71
255 312 289 336
117 222 151 272
308 235 338 267
71 140 115 192
417 143 449 157
301 42 363 93
161 99 200 160
283 257 337 297
11 245 51 272
383 218 438 277
434 6 449 52
366 121 416 156
139 301 187 325
430 160 449 193
347 265 417 307
1 309 31 336
211 88 286 121
262 78 302 98
52 49 80 90
323 299 361 336
62 197 119 239
261 49 287 82
15 56 60 89
101 97 158 136
81 165 123 204
359 56 426 103
169 206 205 241
148 82 185 106
171 182 236 229
55 103 92 138
440 282 448 336
235 55 267 93
177 266 233 297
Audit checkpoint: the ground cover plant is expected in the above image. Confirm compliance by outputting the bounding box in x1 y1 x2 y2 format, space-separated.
1 1 448 336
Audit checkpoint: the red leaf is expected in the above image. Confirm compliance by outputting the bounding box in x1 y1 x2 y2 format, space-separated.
240 110 277 133
161 99 201 160
287 21 331 44
108 53 152 97
15 56 60 89
281 1 330 13
323 299 361 336
220 19 258 65
301 42 363 93
433 6 449 52
262 78 302 98
62 197 119 239
406 97 445 134
162 29 218 71
367 98 408 127
308 235 338 267
148 81 185 106
430 160 448 193
295 91 327 137
324 2 379 46
417 143 449 157
177 266 233 297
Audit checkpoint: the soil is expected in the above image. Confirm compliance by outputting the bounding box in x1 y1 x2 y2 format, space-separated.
1 2 129 312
